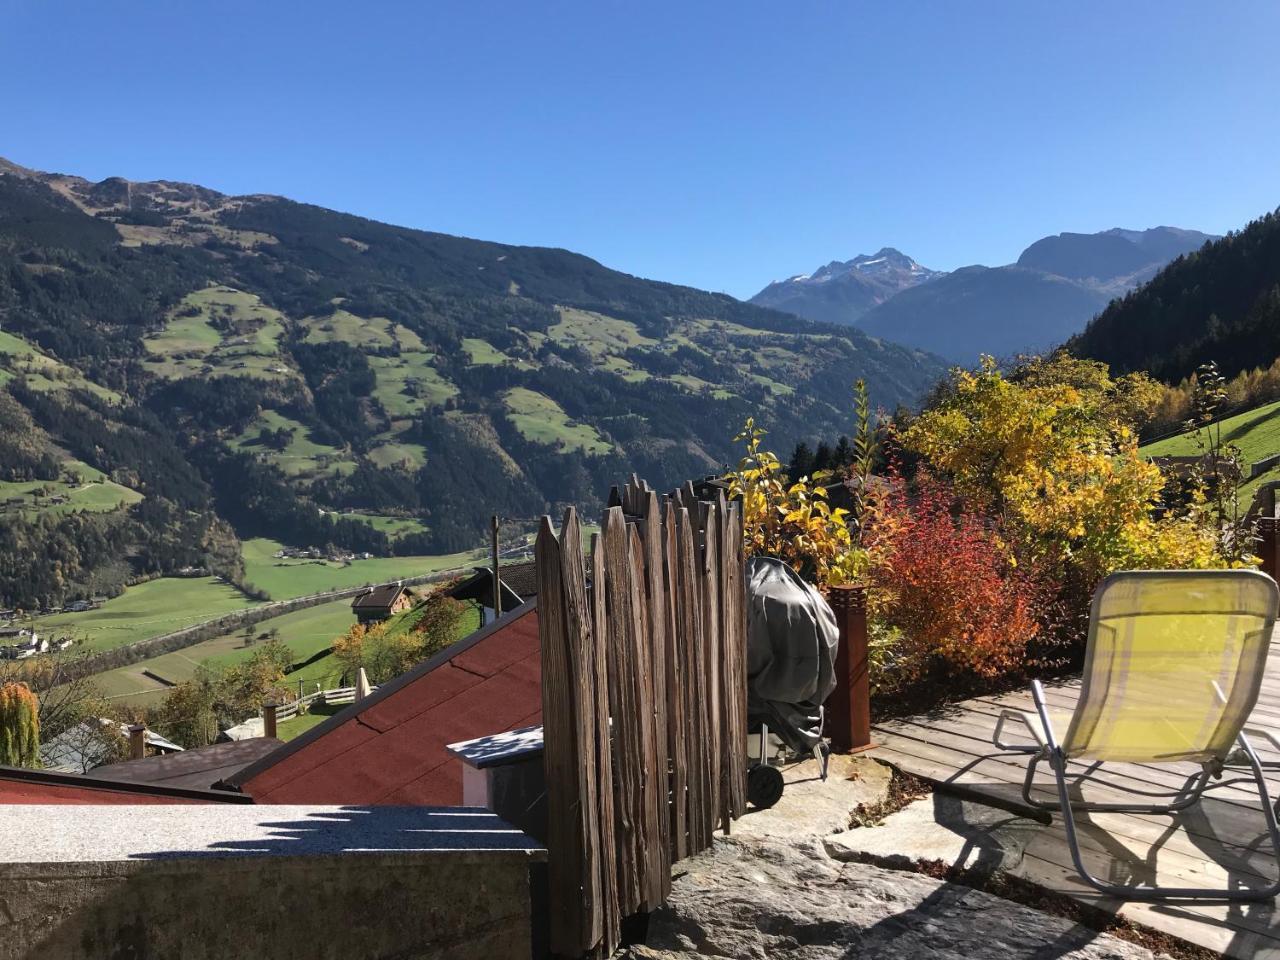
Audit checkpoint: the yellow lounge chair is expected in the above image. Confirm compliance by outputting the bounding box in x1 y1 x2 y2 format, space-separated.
994 569 1280 900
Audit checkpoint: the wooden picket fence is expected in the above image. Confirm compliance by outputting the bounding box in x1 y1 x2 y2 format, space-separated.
536 477 748 959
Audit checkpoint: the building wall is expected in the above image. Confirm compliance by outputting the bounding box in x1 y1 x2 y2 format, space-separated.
1 849 538 960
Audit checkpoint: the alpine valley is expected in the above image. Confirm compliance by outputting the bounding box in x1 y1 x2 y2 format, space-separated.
0 158 945 608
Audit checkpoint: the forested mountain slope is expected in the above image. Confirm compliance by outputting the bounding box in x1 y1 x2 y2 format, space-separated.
0 158 945 607
1070 211 1280 382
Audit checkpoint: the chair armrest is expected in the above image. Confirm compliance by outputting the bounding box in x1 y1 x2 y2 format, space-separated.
1243 725 1280 757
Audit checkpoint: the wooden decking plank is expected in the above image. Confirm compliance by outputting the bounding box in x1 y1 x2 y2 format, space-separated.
872 739 1280 947
879 705 1276 809
872 726 1280 867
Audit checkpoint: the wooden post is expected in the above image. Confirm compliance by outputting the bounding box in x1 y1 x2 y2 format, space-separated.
127 723 146 760
263 700 278 740
826 585 873 753
1260 517 1278 582
490 514 501 623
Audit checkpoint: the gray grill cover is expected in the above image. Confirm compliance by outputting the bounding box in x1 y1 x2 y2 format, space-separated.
745 556 839 754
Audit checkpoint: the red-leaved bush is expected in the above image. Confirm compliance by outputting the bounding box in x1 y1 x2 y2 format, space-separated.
867 474 1047 682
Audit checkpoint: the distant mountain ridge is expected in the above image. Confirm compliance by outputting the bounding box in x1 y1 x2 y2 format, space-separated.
753 227 1216 363
750 248 941 326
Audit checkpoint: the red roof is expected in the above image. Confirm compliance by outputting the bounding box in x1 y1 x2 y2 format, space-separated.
0 766 254 805
229 603 542 806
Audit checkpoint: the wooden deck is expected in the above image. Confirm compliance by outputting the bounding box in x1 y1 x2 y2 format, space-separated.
871 666 1280 959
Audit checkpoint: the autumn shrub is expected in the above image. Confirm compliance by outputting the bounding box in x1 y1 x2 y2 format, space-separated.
728 417 871 588
0 682 40 767
867 474 1049 687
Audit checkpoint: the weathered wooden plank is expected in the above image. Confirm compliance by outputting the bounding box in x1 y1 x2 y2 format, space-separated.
664 499 689 861
588 532 621 954
677 504 711 852
729 501 748 820
642 489 672 899
556 508 606 953
601 506 646 914
630 523 664 909
700 500 723 832
536 516 586 956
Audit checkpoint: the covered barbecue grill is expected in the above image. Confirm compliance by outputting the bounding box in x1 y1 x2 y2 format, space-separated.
743 556 839 807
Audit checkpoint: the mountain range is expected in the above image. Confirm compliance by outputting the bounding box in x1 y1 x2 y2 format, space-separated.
750 227 1216 363
0 157 945 608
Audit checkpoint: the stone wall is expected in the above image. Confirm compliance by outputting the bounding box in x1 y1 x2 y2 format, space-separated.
0 805 544 960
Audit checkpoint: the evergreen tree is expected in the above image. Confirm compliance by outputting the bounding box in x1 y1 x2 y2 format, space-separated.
813 442 834 472
789 442 815 480
832 435 854 469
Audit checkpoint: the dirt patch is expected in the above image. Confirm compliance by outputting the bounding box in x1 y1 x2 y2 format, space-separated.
847 766 931 828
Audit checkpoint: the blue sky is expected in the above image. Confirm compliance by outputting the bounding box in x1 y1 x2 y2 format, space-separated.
3 1 1277 298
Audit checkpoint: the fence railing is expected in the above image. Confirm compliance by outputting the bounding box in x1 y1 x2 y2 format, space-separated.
536 477 747 959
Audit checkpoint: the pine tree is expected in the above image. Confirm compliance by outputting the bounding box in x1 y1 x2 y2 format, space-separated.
0 682 40 768
789 442 815 480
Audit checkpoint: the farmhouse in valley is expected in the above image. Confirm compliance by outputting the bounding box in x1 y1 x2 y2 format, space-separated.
350 583 413 623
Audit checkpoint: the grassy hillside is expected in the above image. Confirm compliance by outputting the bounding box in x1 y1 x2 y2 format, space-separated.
27 577 260 651
0 157 946 611
1141 398 1280 510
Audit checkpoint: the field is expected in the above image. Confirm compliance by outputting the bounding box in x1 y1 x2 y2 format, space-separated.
241 538 483 600
368 353 458 418
28 577 261 652
141 285 296 382
338 512 429 538
94 596 358 702
502 387 614 455
0 458 143 519
462 337 518 366
1142 399 1280 509
367 440 428 470
0 329 121 402
229 409 355 478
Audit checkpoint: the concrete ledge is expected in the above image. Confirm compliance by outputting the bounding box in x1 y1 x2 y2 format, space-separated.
0 805 545 960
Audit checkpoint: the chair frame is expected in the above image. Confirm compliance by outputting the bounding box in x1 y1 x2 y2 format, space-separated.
997 680 1280 900
994 570 1280 901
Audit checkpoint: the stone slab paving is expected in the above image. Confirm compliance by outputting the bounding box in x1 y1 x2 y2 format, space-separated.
625 756 1172 959
628 835 1167 959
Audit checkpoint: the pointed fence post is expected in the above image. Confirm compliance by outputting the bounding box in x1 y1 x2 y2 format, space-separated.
825 584 873 753
262 700 278 740
127 723 146 760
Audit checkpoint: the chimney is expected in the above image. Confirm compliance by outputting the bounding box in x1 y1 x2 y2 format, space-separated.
127 723 146 760
263 700 278 740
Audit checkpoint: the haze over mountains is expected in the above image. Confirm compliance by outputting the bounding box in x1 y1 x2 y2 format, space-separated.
0 157 945 608
751 227 1216 363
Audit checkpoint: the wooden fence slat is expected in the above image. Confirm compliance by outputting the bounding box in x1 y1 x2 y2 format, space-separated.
629 523 664 910
536 516 584 956
700 501 723 834
559 508 605 951
641 490 672 901
677 505 711 851
727 500 748 819
664 499 689 861
589 533 620 952
601 506 646 914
